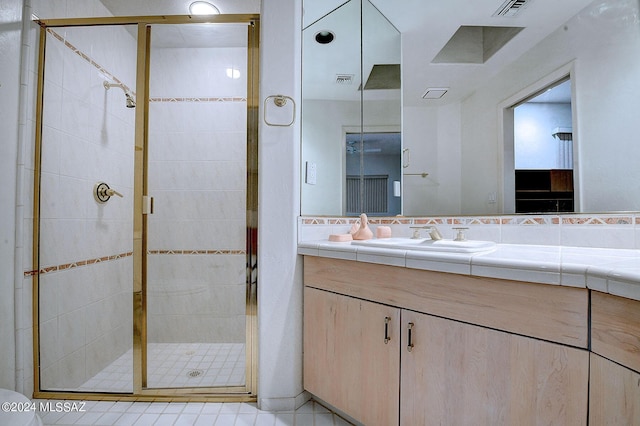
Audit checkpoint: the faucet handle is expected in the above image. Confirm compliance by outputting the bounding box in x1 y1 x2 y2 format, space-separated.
452 227 469 241
410 225 443 240
409 226 428 239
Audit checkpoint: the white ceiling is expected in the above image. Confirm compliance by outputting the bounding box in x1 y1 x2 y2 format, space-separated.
99 0 260 16
98 0 597 104
99 0 259 48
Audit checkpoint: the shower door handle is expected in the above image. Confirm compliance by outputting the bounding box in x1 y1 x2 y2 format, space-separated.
142 196 154 215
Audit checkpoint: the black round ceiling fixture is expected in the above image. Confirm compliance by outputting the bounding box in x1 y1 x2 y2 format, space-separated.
315 30 335 44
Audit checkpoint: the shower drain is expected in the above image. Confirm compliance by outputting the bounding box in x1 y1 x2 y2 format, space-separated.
187 369 204 378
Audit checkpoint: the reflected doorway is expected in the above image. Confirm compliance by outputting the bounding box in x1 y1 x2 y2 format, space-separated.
509 77 575 213
345 132 401 216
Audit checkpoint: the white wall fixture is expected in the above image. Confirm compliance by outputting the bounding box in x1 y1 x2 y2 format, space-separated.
189 1 220 15
93 182 124 204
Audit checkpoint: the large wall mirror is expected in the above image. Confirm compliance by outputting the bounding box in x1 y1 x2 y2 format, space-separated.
301 0 640 216
301 0 401 216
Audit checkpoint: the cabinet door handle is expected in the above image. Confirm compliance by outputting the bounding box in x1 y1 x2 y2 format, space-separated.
407 322 414 352
384 316 391 344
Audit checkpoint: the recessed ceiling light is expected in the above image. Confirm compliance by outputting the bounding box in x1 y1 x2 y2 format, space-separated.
315 30 335 44
189 1 220 15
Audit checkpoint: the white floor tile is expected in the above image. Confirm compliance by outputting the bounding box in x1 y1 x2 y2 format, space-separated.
295 413 314 425
37 399 354 426
150 413 179 426
314 413 335 426
254 413 277 426
113 412 141 425
213 413 237 425
93 411 124 425
194 414 218 426
274 413 295 426
132 412 159 425
174 413 199 425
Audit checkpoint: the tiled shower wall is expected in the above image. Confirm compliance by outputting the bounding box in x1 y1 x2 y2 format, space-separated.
146 45 248 343
25 17 137 389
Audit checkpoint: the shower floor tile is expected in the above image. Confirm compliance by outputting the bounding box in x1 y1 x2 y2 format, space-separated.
79 343 245 392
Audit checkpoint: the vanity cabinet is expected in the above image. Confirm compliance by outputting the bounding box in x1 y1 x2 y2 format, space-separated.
303 286 400 426
303 256 591 425
589 291 640 424
589 353 640 424
401 310 588 425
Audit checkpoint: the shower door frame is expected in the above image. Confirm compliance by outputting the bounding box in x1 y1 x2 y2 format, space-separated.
32 14 259 402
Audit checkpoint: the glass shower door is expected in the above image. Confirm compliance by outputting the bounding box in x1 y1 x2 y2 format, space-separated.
36 24 137 393
144 22 254 391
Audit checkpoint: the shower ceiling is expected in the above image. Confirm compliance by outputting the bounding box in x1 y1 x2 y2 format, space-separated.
98 0 260 47
99 0 260 16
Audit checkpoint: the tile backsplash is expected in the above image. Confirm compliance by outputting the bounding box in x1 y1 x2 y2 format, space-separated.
299 213 640 250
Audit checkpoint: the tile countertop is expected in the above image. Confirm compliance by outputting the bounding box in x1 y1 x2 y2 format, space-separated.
298 240 640 302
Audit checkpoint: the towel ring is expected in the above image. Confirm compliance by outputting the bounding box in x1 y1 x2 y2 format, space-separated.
264 95 295 127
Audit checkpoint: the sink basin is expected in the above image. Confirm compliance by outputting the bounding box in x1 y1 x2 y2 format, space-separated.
351 237 497 253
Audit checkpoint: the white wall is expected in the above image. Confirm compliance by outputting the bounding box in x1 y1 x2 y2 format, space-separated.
0 0 23 391
514 102 572 169
460 0 640 213
258 0 306 411
403 102 462 215
302 99 401 215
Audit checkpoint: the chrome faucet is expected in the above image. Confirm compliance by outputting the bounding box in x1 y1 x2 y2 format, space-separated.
409 226 443 240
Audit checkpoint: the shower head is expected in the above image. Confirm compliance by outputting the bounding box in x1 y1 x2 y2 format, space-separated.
125 93 136 108
104 80 136 108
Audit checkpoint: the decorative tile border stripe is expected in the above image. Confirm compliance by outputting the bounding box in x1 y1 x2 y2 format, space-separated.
25 248 245 277
300 214 640 227
148 249 246 255
561 216 634 225
47 28 133 95
149 97 246 103
24 251 133 277
501 216 558 225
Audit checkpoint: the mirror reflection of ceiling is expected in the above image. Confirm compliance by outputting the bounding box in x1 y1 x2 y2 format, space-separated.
527 79 571 103
303 0 605 107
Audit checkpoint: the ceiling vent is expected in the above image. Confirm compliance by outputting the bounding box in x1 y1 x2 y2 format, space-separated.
363 64 401 90
493 0 532 17
422 88 448 99
335 74 354 85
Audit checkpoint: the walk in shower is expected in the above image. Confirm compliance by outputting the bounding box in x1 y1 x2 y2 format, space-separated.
33 15 259 400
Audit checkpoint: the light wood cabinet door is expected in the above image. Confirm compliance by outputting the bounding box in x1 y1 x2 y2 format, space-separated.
304 287 400 426
400 310 589 426
589 353 640 424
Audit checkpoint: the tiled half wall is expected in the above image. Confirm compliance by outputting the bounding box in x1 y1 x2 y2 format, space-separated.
299 214 640 250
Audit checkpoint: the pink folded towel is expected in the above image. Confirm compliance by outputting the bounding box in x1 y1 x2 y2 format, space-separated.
376 226 392 238
329 234 353 242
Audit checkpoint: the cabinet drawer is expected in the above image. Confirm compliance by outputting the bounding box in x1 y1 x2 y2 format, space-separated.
304 256 588 348
591 291 640 372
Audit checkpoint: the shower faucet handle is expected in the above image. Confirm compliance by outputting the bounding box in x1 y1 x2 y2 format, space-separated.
105 188 123 198
94 182 123 203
